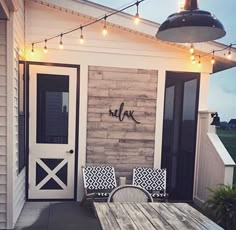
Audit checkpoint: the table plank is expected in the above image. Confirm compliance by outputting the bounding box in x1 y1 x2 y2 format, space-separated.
150 203 202 230
94 203 120 230
122 203 156 230
172 203 223 230
136 203 173 230
161 203 208 230
108 203 139 230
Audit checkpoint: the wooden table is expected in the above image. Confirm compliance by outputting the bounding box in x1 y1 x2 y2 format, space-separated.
94 202 223 230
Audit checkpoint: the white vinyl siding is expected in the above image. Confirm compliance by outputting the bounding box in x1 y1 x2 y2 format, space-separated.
0 20 7 230
12 0 26 227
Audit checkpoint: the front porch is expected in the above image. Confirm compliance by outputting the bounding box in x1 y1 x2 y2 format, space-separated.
0 0 235 228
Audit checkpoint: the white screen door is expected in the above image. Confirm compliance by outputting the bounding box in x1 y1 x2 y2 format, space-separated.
28 65 77 199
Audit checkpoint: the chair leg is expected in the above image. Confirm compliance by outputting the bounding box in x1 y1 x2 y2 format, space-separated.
80 193 96 206
80 195 87 206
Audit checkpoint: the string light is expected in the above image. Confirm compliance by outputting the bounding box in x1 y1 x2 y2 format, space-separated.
31 0 145 53
31 43 34 55
191 53 195 60
44 39 48 53
29 0 235 65
211 51 215 65
198 56 201 67
189 43 194 54
80 27 84 44
103 15 108 36
134 1 140 25
227 45 232 59
59 34 64 49
189 43 236 65
192 58 196 64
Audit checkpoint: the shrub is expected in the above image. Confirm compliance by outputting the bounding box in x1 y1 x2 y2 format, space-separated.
204 185 236 230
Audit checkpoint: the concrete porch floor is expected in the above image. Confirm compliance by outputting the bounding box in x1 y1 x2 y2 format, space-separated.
14 201 101 230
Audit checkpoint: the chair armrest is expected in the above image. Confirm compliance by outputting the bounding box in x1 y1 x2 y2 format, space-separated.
86 192 96 198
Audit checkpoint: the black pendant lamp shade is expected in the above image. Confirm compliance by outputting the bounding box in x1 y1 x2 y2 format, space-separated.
156 0 226 43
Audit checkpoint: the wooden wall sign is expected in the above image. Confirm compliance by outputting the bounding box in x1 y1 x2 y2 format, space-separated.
109 102 140 124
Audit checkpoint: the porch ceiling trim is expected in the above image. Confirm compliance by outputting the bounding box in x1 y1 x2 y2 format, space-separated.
5 0 20 11
0 0 9 19
30 0 236 73
0 0 19 19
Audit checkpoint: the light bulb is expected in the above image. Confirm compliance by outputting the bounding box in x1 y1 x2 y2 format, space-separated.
44 40 48 53
134 13 140 25
211 57 215 64
189 44 194 54
191 53 195 60
31 44 34 55
80 34 84 44
103 25 107 36
59 40 63 49
59 34 64 49
227 50 231 59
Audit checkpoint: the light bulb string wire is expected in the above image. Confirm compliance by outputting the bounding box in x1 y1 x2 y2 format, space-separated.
32 0 145 47
31 0 236 60
194 43 236 60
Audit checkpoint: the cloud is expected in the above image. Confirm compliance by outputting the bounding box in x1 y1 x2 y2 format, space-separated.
209 73 236 121
211 69 236 95
221 84 236 94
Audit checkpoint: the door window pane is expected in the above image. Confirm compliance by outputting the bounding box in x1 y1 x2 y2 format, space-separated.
37 74 69 144
181 79 198 152
163 86 175 149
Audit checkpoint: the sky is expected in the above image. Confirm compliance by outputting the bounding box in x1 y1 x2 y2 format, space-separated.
90 0 236 122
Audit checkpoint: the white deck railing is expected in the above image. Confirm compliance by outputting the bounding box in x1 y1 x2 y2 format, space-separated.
193 111 235 206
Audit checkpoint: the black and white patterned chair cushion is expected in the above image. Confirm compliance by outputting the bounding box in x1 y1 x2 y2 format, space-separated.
82 166 117 197
132 167 168 199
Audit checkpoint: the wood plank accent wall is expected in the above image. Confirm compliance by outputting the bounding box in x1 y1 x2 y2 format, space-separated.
87 66 158 181
0 20 7 230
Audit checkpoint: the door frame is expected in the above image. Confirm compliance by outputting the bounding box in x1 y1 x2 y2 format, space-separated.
24 62 80 201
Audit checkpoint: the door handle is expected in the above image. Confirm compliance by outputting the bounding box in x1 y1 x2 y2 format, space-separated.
66 149 74 154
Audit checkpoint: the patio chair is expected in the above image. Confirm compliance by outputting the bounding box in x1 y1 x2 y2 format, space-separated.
107 185 153 203
132 167 168 201
81 165 117 205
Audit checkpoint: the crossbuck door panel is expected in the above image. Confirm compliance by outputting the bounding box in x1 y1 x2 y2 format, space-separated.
28 65 77 199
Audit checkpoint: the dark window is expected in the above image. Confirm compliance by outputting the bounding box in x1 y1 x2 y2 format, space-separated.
37 74 69 144
18 63 26 173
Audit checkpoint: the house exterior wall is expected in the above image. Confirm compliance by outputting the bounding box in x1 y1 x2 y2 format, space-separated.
0 20 7 230
87 66 157 181
12 0 25 226
5 0 25 229
24 1 213 200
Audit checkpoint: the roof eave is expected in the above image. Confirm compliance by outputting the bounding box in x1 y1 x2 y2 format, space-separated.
31 0 236 73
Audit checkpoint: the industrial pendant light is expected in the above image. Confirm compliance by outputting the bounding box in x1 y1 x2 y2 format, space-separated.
156 0 226 43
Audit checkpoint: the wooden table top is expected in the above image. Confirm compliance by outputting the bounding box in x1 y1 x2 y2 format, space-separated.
94 202 223 230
